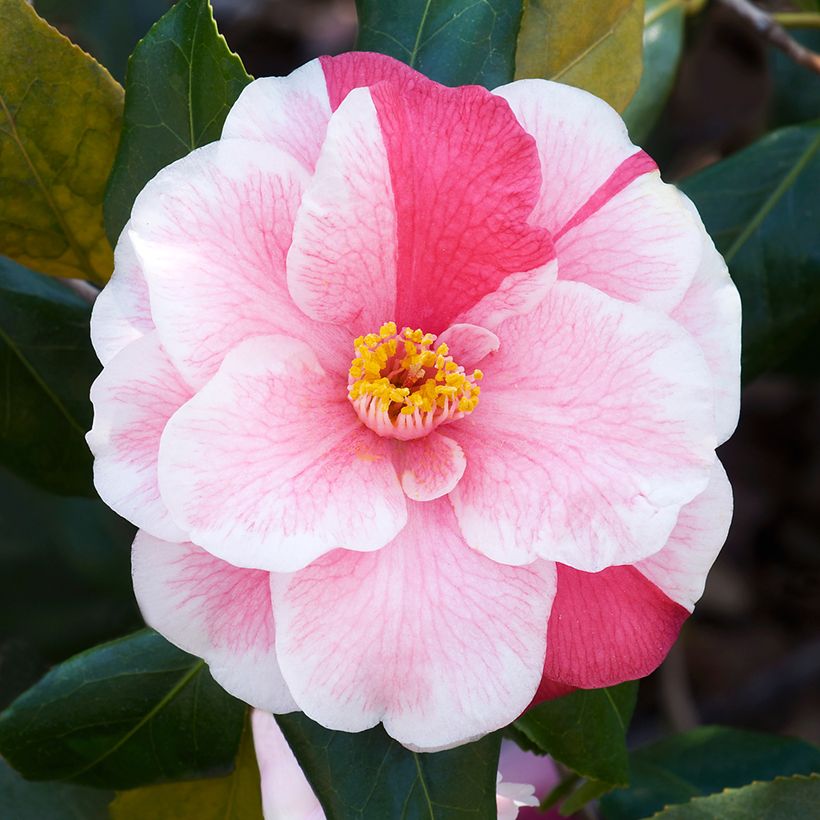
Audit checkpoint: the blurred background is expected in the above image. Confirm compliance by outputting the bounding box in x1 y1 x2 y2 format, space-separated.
2 0 818 754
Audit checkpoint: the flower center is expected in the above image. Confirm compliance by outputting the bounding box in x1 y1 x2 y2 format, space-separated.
348 322 482 440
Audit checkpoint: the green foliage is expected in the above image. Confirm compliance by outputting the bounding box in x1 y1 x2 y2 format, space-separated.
513 683 638 813
647 774 820 819
680 122 820 380
110 720 263 820
355 0 521 89
601 726 820 820
0 257 99 495
34 0 173 83
0 757 112 820
276 712 500 819
769 29 820 129
0 0 122 283
104 0 251 244
0 629 246 789
623 0 685 143
515 0 644 111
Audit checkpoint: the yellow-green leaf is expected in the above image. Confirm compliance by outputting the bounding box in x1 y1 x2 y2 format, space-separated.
0 0 123 283
109 719 263 820
515 0 645 112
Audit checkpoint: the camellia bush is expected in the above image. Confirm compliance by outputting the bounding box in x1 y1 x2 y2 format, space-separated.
0 0 819 818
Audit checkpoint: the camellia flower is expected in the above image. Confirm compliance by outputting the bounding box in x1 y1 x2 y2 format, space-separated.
88 52 740 751
251 711 545 820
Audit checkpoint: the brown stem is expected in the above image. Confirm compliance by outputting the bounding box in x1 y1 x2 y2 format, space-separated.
717 0 820 74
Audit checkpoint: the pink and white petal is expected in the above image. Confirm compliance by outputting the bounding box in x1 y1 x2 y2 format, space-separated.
319 51 421 112
132 532 296 713
555 171 703 312
436 323 500 371
635 459 733 611
129 138 349 388
672 193 742 444
369 80 552 333
90 224 154 366
287 87 397 328
493 79 641 235
271 499 556 752
252 711 325 820
448 281 717 571
87 332 191 542
542 562 689 689
395 432 466 501
158 335 406 573
221 60 332 172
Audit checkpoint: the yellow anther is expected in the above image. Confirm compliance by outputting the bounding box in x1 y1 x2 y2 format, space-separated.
473 369 484 381
348 322 482 425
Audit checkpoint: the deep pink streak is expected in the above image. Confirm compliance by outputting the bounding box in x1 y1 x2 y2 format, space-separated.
555 150 657 242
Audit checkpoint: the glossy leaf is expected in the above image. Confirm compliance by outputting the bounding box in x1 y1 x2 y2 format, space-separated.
0 256 99 496
623 0 685 142
355 0 521 89
515 0 644 111
0 629 246 789
601 726 820 820
0 0 122 283
648 774 820 820
680 122 820 380
514 683 638 787
110 720 263 820
0 758 112 820
104 0 251 243
277 712 500 819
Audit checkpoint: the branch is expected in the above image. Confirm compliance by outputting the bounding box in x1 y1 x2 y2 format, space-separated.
717 0 820 74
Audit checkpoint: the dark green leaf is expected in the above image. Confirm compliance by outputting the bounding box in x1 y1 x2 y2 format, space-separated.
647 774 820 820
623 0 685 143
769 29 820 129
34 0 173 82
514 683 638 786
104 0 250 243
0 256 98 495
277 712 500 819
0 629 246 789
110 719 263 820
0 757 112 820
0 465 139 666
679 122 820 380
601 726 820 820
560 777 612 816
355 0 522 88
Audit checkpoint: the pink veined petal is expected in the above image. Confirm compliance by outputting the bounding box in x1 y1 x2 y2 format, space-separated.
368 79 552 333
319 52 420 111
395 431 466 501
436 323 500 371
671 192 742 445
493 79 641 236
542 562 689 689
448 281 717 571
287 87 398 329
90 223 154 366
221 60 332 172
132 532 296 713
635 459 733 611
158 335 406 573
271 498 556 752
87 331 191 542
554 170 703 312
129 138 350 389
252 711 326 820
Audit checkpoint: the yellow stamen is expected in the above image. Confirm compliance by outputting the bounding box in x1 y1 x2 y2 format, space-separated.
348 324 482 421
